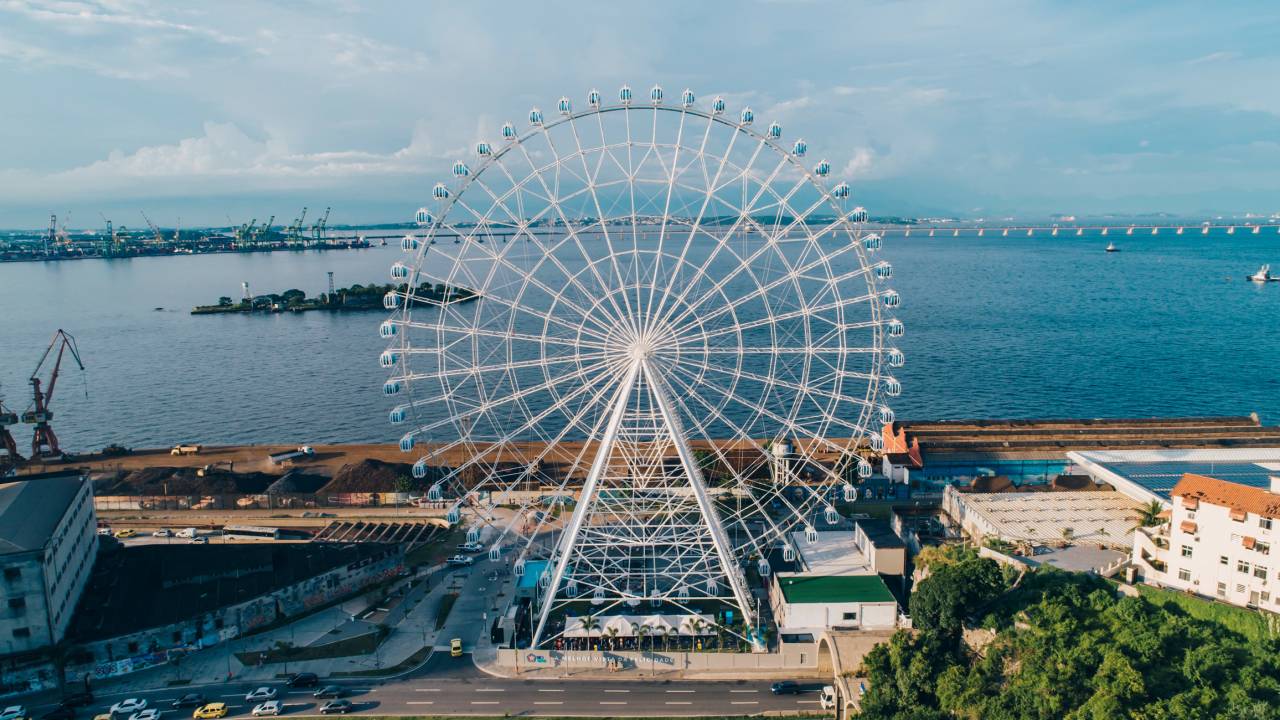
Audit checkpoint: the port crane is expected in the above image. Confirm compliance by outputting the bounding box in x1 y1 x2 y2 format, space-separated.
23 329 86 458
310 206 330 242
0 387 21 463
141 210 165 244
287 206 308 244
251 215 275 244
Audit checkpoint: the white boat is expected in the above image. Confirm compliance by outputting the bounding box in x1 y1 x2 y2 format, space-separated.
1247 264 1274 282
1105 241 1118 253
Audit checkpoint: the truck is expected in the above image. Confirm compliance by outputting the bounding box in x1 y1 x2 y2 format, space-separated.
171 444 202 456
176 528 199 539
820 685 838 710
268 446 315 465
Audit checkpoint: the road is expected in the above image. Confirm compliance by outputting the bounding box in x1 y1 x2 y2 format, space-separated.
24 654 828 718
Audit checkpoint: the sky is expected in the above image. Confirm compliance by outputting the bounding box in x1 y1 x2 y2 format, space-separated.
1 0 1278 228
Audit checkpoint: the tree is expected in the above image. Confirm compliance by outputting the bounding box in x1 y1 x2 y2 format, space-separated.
909 557 1004 640
1132 500 1167 529
217 296 232 306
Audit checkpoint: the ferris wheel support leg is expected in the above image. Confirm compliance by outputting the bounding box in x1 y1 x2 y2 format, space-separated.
530 361 640 649
641 358 762 652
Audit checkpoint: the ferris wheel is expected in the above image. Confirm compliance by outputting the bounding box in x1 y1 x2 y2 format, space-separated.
379 85 903 648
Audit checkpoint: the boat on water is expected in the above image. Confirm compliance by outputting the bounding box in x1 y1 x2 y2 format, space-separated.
1105 241 1119 253
1247 264 1276 282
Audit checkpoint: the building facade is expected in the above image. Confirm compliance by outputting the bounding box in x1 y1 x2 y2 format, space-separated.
1 473 98 658
1132 473 1280 613
769 574 898 632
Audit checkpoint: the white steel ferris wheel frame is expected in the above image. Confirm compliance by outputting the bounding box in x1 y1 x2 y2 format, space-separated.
381 85 903 650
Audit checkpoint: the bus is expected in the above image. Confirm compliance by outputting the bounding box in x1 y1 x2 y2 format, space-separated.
223 525 282 541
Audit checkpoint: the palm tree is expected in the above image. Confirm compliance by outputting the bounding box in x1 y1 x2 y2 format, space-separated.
604 626 620 651
688 618 706 651
664 627 676 653
582 614 600 650
1132 500 1167 529
636 624 650 651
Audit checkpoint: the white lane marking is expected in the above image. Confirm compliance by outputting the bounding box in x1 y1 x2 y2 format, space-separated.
666 690 696 693
533 702 563 705
665 701 693 705
797 700 822 704
730 690 758 693
475 688 505 692
731 701 759 705
470 701 500 705
413 689 440 692
599 701 628 705
407 702 434 705
603 689 630 693
536 689 564 693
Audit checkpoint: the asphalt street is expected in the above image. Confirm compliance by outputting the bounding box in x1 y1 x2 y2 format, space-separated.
23 654 830 718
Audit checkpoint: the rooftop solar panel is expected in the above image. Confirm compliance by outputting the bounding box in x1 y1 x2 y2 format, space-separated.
1102 461 1278 499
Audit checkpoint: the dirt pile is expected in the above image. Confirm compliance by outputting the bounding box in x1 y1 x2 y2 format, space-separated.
320 459 415 493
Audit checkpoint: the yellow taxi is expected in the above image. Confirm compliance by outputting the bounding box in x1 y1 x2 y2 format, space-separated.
193 703 228 719
113 529 137 539
93 715 112 720
450 638 463 657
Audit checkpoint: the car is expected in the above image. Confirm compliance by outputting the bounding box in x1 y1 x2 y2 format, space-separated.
244 688 277 703
108 700 145 716
153 528 173 538
129 710 160 720
192 703 227 720
189 536 208 544
318 701 352 715
450 638 463 657
456 542 484 553
60 694 93 709
95 528 112 537
312 686 344 700
40 705 75 720
93 714 111 720
285 672 319 688
171 694 205 709
1 707 28 720
250 702 280 717
113 529 137 539
770 681 802 695
445 555 473 567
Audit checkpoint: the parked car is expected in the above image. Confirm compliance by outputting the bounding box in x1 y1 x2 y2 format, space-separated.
1 706 27 720
189 536 208 544
770 681 803 695
191 704 226 720
456 542 484 553
39 706 74 720
113 529 137 539
285 672 319 688
129 709 160 720
250 702 280 717
61 694 93 708
446 555 473 567
450 638 463 657
95 528 112 537
244 688 277 703
313 686 345 700
820 685 837 709
318 701 352 715
108 699 146 716
153 528 173 538
171 694 205 709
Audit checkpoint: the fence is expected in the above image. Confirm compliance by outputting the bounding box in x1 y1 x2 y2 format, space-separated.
500 643 818 672
93 492 432 512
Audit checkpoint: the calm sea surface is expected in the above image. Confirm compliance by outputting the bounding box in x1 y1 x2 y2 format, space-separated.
1 228 1277 451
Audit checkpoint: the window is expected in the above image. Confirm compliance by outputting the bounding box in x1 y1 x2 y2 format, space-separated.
2 567 19 581
1259 542 1272 556
1177 568 1192 582
841 612 858 621
1220 555 1230 565
1238 560 1251 574
1237 584 1246 593
12 627 30 638
1217 582 1227 597
1263 591 1272 603
1181 545 1194 558
7 597 25 611
126 642 138 654
1254 565 1268 581
1262 518 1274 531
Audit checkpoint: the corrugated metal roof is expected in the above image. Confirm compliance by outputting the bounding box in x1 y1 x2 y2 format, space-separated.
0 474 85 555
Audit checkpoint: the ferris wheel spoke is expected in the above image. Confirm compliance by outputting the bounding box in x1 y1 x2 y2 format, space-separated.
399 351 609 383
680 291 880 344
404 320 605 351
672 355 872 413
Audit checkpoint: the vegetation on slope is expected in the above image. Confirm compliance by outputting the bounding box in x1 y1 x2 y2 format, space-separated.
857 548 1280 720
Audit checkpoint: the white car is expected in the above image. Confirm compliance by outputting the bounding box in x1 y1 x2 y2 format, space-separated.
190 536 209 544
251 701 281 717
1 706 27 720
152 528 172 537
446 555 473 566
130 710 161 720
245 688 277 703
109 699 146 716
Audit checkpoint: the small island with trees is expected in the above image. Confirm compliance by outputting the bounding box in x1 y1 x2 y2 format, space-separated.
192 281 477 315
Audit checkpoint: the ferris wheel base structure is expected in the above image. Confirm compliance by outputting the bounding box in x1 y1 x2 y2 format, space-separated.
380 84 903 652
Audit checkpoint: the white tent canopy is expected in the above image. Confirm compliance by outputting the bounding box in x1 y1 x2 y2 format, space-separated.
563 613 714 637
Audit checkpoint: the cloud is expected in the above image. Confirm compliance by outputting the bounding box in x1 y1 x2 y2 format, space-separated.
843 148 875 179
1187 51 1240 65
0 0 239 43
